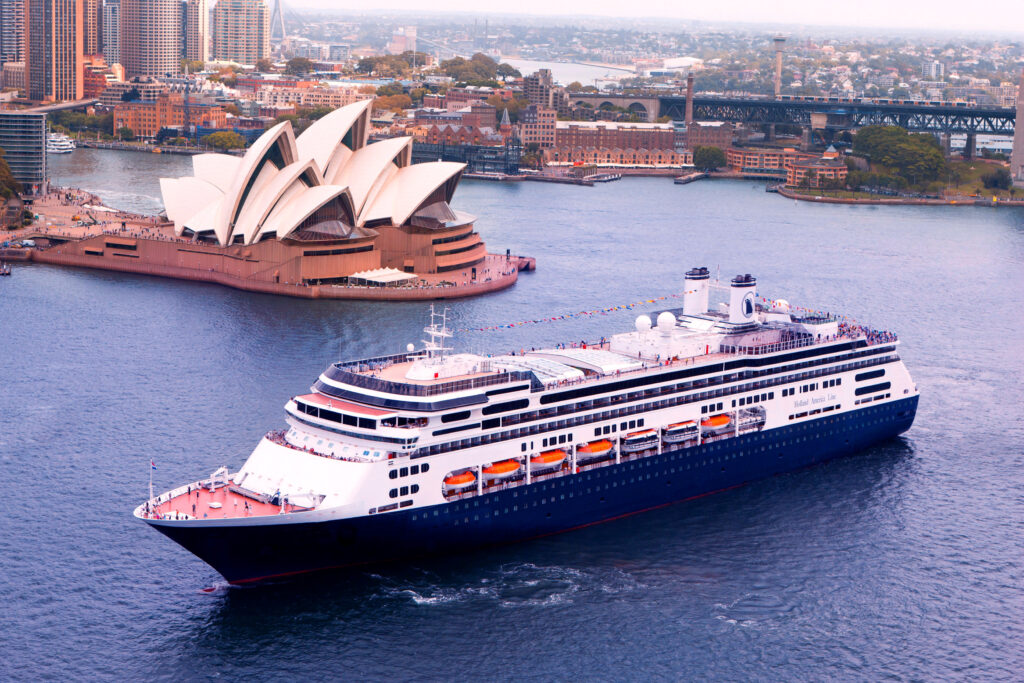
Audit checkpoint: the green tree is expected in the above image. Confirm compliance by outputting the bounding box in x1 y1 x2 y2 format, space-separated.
981 167 1012 191
285 57 314 75
693 146 726 171
376 83 405 97
201 131 247 150
0 147 22 199
117 126 135 141
495 63 521 79
180 59 205 73
255 58 275 73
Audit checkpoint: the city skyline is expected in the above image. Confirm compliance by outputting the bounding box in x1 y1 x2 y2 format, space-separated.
293 1 1024 35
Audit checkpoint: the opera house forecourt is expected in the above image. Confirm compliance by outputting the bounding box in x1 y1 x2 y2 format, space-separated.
16 101 530 300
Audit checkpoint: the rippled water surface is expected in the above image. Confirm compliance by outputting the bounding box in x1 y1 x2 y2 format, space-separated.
2 150 1023 680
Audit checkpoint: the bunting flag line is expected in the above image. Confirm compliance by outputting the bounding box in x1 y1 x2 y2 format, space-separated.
457 290 890 336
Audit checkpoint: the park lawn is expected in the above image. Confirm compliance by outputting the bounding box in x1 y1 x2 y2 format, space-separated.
944 160 1019 198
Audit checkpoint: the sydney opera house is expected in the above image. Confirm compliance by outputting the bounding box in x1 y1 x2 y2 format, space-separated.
29 100 524 299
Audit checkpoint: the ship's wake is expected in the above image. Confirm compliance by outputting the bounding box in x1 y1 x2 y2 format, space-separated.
370 562 645 608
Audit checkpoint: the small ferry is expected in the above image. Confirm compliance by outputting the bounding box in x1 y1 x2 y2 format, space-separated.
136 268 918 584
46 132 75 154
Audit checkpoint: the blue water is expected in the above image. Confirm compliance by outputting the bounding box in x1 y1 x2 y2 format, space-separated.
2 152 1023 679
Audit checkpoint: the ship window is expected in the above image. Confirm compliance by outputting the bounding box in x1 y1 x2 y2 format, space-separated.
389 470 398 479
522 443 527 451
558 435 566 444
855 382 891 396
628 420 636 429
594 428 601 436
442 410 471 423
400 467 408 477
343 414 357 426
358 418 376 430
400 486 409 496
422 464 429 473
389 489 398 498
411 465 419 475
411 484 419 494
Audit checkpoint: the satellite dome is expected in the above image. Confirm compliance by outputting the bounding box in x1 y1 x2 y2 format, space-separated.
772 299 791 313
657 311 676 333
635 315 652 332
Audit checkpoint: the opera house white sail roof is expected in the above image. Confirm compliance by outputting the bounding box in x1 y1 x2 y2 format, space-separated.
159 100 468 247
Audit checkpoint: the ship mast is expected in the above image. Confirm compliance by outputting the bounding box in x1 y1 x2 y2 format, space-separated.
421 305 452 363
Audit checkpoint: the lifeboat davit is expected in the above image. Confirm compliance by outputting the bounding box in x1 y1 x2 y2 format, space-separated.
443 471 476 492
482 459 521 481
701 414 732 434
621 429 659 453
531 449 567 471
576 439 614 460
663 420 698 443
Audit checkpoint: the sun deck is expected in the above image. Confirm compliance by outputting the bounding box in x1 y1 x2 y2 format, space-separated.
144 482 307 521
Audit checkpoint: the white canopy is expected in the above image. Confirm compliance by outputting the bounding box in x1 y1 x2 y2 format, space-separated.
348 267 417 285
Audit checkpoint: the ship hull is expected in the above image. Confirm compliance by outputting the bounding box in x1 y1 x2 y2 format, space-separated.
151 396 918 584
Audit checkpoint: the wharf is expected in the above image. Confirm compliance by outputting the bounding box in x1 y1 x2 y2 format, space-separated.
523 174 594 186
674 172 709 185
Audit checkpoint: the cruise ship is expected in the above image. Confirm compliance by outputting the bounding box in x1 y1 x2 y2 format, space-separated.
135 268 919 583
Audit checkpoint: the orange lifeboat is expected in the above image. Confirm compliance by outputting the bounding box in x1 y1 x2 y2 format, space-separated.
701 414 732 434
531 449 566 471
482 459 521 481
443 471 476 492
577 439 614 460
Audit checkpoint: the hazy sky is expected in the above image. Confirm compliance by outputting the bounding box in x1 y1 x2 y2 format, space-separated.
298 1 1024 35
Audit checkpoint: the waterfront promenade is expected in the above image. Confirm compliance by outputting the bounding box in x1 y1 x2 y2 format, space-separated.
2 190 531 300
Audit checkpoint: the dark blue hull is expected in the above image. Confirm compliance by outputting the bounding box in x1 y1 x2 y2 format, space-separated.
153 396 918 583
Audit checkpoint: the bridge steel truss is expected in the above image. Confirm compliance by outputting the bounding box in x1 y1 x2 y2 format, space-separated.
657 97 1016 135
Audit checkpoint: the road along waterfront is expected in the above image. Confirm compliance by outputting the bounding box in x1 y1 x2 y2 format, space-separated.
1 148 1021 679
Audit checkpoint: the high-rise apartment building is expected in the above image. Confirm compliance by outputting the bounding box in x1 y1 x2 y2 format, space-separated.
120 0 179 78
25 0 84 102
102 0 119 65
211 0 269 65
184 0 209 63
920 60 944 80
0 0 25 65
83 0 100 55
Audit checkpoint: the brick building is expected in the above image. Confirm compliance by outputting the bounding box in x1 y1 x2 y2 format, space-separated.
726 146 816 178
555 121 675 150
114 90 228 138
786 147 848 188
518 104 556 148
685 121 734 150
423 124 504 146
543 146 693 167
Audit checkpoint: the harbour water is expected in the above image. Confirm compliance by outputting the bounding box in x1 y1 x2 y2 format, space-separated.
2 149 1023 679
